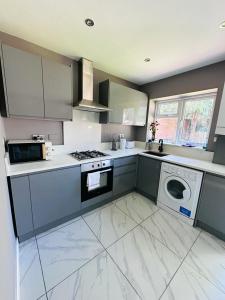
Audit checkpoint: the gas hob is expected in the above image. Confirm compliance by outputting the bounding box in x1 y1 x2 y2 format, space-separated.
70 150 108 161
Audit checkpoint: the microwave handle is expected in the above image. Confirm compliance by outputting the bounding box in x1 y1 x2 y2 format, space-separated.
42 144 46 160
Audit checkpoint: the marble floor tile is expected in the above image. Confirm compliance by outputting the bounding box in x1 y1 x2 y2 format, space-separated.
115 192 158 223
37 216 81 239
83 203 137 248
161 262 225 300
47 251 140 300
37 218 104 291
108 225 181 300
82 201 114 218
185 231 225 293
141 209 200 259
38 295 48 300
19 238 46 300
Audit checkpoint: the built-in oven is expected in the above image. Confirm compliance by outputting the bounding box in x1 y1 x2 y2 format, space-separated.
81 159 113 201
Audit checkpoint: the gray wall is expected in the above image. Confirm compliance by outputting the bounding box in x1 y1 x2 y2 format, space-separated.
3 118 63 144
0 116 17 300
93 68 139 142
138 60 225 150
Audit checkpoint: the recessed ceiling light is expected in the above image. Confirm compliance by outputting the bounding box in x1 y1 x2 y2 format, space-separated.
144 58 151 62
85 18 94 27
219 21 225 29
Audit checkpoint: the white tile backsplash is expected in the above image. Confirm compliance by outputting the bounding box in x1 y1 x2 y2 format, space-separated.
63 110 102 151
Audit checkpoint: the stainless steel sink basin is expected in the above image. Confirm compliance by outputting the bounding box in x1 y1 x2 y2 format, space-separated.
144 151 168 157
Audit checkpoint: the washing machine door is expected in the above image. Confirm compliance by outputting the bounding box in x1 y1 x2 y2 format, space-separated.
164 176 191 203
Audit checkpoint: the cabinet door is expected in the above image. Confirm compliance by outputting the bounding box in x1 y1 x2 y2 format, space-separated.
108 82 147 126
113 172 136 196
42 58 73 120
136 156 161 202
196 173 225 234
29 166 81 229
1 44 44 118
10 176 33 237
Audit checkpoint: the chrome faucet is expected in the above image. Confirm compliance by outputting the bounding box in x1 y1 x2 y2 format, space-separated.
158 139 164 152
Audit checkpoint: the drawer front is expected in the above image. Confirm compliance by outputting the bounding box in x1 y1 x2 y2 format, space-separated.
114 155 137 168
114 164 136 176
113 172 136 196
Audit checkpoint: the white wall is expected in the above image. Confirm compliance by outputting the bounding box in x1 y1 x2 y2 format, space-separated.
63 110 102 150
0 116 17 300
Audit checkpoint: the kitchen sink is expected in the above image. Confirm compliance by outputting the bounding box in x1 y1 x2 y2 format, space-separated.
144 151 168 157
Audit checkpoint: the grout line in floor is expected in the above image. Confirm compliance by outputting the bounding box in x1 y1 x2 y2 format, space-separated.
35 236 49 300
158 229 202 300
40 246 106 296
114 195 160 225
81 215 142 299
36 216 81 240
182 231 225 295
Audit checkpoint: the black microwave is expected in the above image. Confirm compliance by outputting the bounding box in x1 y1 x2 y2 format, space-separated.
7 140 53 164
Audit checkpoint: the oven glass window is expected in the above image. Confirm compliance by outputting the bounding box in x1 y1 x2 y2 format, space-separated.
167 179 186 199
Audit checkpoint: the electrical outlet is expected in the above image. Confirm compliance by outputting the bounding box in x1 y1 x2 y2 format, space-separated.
32 134 45 141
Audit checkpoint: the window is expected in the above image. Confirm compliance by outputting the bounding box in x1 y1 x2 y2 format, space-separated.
154 91 216 148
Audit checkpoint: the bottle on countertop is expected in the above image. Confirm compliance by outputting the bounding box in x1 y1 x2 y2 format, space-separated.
119 134 126 150
111 137 117 151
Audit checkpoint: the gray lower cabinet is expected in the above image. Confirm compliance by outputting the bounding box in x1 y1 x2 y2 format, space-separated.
196 173 225 239
136 156 161 202
29 166 81 230
113 156 137 197
42 58 73 120
9 176 33 237
1 44 44 118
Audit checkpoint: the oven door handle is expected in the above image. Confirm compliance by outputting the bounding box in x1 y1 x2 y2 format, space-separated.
99 168 112 174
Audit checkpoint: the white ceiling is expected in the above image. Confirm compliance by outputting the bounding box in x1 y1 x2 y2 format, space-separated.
0 0 225 84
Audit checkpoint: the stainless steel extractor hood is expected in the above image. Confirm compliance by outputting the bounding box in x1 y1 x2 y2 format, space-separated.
74 58 110 112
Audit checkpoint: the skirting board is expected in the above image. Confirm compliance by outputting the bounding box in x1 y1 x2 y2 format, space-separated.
16 238 20 300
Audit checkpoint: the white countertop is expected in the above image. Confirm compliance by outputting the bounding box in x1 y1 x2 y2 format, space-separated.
6 147 225 178
6 148 145 177
140 153 225 177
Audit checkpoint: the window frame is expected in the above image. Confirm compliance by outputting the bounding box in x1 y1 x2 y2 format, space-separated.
154 90 217 148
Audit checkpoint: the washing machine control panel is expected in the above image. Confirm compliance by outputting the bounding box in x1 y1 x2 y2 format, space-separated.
162 163 197 181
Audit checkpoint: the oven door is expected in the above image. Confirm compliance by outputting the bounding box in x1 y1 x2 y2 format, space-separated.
81 167 113 201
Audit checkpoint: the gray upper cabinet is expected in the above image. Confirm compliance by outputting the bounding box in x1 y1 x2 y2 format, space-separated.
9 176 34 238
42 58 73 120
136 156 161 202
99 80 148 126
0 43 73 120
196 173 225 238
29 166 81 230
1 44 44 118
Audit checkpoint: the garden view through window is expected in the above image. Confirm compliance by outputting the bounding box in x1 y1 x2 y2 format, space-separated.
154 91 216 148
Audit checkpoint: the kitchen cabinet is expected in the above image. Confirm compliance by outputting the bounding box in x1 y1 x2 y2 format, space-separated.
0 44 44 118
215 82 225 135
29 166 81 230
99 80 148 126
196 173 225 240
113 155 137 197
42 58 73 120
0 43 73 120
9 176 34 239
136 156 161 202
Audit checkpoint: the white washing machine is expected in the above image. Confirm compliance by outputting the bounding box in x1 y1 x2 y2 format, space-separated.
157 162 203 225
